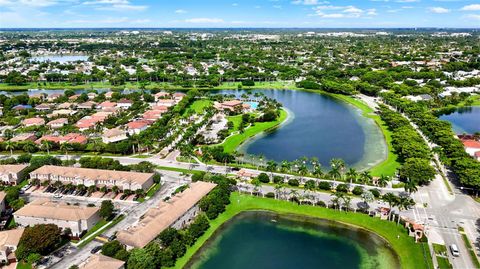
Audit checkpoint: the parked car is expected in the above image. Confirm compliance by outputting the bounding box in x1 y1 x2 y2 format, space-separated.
450 244 460 257
91 246 102 254
53 193 62 199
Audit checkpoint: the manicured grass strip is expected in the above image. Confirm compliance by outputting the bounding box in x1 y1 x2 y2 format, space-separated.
458 228 480 268
433 243 453 269
80 219 108 239
77 215 125 248
146 183 161 197
226 114 242 132
172 192 431 269
221 109 288 153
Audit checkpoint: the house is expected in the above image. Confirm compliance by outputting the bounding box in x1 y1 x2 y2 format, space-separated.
98 101 117 110
47 93 63 102
22 117 45 127
142 110 163 121
117 181 216 248
14 199 100 237
117 99 133 109
29 165 154 191
35 103 52 111
105 92 114 99
80 254 125 269
10 133 36 143
156 99 176 107
236 169 259 180
0 165 29 185
154 91 169 101
102 128 128 144
57 102 73 109
47 118 68 129
0 228 25 264
126 120 150 135
77 101 96 109
173 92 186 101
214 100 248 112
461 139 480 157
50 109 77 117
36 133 88 145
87 92 97 100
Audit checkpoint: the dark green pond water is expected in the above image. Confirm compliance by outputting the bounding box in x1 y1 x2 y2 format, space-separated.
186 211 400 269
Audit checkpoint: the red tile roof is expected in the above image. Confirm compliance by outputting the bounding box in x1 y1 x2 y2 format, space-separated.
462 140 480 149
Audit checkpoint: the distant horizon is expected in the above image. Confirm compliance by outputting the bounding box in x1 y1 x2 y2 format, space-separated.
1 0 479 28
1 27 479 30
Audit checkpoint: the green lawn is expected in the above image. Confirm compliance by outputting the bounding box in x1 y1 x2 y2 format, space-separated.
330 93 400 177
16 261 32 269
221 109 288 153
186 100 212 115
146 183 161 197
172 192 432 269
433 243 453 269
226 114 243 132
77 215 125 248
458 228 480 268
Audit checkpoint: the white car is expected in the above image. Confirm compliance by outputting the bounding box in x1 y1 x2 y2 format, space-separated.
53 193 63 199
450 244 460 257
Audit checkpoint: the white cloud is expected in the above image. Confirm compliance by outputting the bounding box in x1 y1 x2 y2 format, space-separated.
464 14 480 20
314 5 376 18
461 4 480 11
184 18 224 23
0 0 74 7
429 7 449 13
82 0 147 11
175 9 187 14
291 0 329 5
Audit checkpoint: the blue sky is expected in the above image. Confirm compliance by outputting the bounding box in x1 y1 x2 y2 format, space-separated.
0 0 479 28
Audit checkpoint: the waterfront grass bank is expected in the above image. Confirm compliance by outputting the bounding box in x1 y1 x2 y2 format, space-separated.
173 192 432 269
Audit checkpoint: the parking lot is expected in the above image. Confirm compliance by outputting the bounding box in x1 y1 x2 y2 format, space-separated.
22 184 140 206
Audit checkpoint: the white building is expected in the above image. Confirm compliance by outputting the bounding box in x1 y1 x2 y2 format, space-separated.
102 128 128 144
0 165 29 185
13 199 100 237
0 228 24 264
29 165 154 191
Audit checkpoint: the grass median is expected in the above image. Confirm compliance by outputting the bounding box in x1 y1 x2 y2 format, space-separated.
173 192 431 269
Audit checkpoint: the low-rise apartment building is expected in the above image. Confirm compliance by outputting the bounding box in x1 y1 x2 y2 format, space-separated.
0 165 29 185
29 165 154 191
13 199 100 237
80 254 125 269
117 181 216 248
0 228 24 264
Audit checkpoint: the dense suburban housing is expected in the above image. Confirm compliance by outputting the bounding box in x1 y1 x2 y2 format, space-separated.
0 228 24 264
29 165 154 191
0 164 29 185
117 181 216 248
80 254 125 269
13 199 100 236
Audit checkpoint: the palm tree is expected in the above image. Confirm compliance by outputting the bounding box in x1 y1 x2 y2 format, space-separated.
87 185 96 195
330 158 346 180
330 192 344 210
274 183 284 199
266 160 277 175
60 143 72 162
251 178 261 196
312 165 324 178
361 191 374 210
359 171 373 185
378 175 390 188
289 189 299 202
403 178 418 196
328 167 341 183
5 141 14 156
396 196 415 225
112 185 119 194
382 193 398 221
280 160 291 173
342 196 352 211
346 168 358 185
41 140 52 155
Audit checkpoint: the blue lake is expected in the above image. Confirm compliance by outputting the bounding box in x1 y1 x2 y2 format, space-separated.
218 89 387 169
439 106 480 134
29 55 89 63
